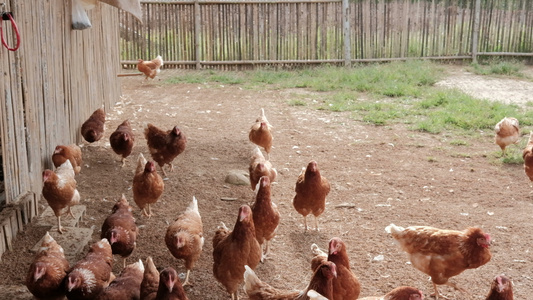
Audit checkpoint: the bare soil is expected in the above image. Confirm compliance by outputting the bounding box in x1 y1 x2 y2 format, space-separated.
2 65 533 299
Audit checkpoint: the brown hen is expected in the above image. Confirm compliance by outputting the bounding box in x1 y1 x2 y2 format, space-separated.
110 120 135 167
251 176 280 262
243 261 337 300
485 274 513 300
358 286 424 300
137 55 164 81
494 117 520 156
292 161 330 231
81 108 105 143
66 238 114 300
155 267 189 300
310 237 361 300
42 160 81 234
249 146 277 191
522 131 533 182
249 108 273 160
52 144 82 175
140 257 160 300
101 194 138 267
25 232 70 300
144 124 187 177
386 224 492 299
213 205 262 300
96 259 145 300
133 153 164 218
165 196 204 286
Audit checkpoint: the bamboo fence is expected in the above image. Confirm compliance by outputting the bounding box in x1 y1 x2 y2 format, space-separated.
120 0 533 69
0 0 121 259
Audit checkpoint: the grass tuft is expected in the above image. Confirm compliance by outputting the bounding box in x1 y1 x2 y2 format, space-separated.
165 60 533 166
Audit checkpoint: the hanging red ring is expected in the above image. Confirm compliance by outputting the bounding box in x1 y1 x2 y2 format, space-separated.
0 12 20 51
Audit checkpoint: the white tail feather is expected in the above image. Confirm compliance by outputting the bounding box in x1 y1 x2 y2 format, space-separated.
136 153 147 174
385 223 404 234
71 189 81 205
189 196 199 214
243 265 262 292
130 259 145 273
311 243 327 257
307 289 328 300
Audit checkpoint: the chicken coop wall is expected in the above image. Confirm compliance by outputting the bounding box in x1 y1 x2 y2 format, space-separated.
0 0 122 260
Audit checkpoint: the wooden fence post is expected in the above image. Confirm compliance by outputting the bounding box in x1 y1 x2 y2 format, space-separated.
472 0 481 63
342 0 351 67
194 0 201 69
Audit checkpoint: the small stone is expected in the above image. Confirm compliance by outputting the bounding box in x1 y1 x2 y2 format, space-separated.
224 170 249 186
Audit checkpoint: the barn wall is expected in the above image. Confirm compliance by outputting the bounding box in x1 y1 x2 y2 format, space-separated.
0 0 121 259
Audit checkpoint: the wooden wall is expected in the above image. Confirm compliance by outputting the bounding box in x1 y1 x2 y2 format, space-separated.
120 0 533 69
0 0 121 260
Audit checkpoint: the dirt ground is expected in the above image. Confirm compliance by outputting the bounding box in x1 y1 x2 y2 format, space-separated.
2 65 533 299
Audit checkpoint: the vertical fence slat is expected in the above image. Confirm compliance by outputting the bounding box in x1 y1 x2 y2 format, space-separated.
120 0 533 70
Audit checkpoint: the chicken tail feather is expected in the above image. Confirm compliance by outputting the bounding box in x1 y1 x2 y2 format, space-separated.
189 196 199 214
243 265 262 293
307 289 328 300
136 153 147 174
71 189 81 205
385 223 404 235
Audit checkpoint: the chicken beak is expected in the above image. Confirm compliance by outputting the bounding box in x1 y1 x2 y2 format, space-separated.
167 279 175 293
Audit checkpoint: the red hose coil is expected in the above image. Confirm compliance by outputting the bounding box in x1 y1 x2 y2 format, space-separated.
1 13 20 51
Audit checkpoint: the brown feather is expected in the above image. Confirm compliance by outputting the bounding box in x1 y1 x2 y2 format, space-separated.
212 205 262 297
110 120 135 161
165 197 203 280
25 233 69 299
81 108 105 143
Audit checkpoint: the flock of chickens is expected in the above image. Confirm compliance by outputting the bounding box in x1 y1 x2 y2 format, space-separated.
25 106 521 300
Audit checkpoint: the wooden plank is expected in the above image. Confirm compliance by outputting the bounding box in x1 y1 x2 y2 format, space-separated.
472 0 481 62
10 210 19 239
3 219 13 251
0 226 5 261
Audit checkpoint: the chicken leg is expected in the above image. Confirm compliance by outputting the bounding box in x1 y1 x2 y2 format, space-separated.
142 204 154 218
121 157 126 167
314 215 319 231
260 241 271 263
160 165 168 177
431 281 469 300
68 206 75 218
183 269 192 286
57 216 64 234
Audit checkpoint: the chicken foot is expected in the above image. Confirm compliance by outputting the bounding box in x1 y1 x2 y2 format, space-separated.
314 215 319 231
67 206 75 218
431 282 469 300
121 157 127 167
183 269 192 286
142 204 154 218
260 241 271 263
56 216 65 234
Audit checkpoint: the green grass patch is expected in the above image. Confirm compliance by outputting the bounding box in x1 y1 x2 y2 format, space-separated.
450 140 469 146
288 99 307 106
164 60 533 166
469 59 530 79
